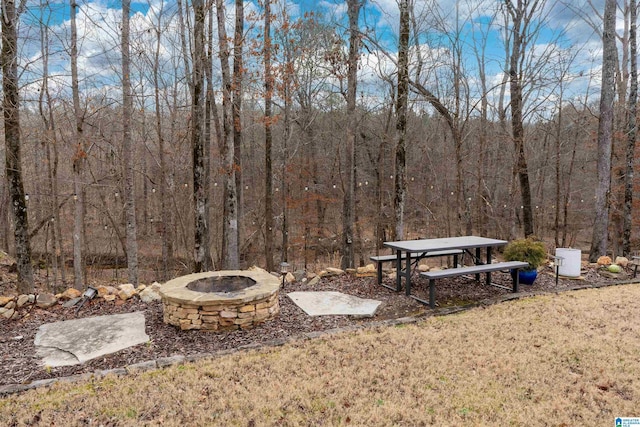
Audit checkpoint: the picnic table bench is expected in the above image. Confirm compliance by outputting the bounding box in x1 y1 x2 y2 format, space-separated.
632 256 640 278
418 260 529 308
369 249 464 285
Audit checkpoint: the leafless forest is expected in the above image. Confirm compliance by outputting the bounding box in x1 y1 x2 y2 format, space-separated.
0 0 637 293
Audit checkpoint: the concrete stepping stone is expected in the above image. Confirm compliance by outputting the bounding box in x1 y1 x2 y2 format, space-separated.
34 311 149 367
287 291 381 317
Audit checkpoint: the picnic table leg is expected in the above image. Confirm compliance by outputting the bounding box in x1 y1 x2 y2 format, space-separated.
395 251 402 292
404 253 412 296
512 267 520 293
429 279 435 309
376 261 382 285
486 247 493 286
475 248 481 281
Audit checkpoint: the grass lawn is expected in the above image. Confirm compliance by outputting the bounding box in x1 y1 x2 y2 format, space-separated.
2 284 640 426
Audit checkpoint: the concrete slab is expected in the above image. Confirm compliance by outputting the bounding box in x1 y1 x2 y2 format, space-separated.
287 291 381 317
34 311 149 367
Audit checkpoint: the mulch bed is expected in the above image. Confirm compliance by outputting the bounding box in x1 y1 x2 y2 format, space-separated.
0 265 630 389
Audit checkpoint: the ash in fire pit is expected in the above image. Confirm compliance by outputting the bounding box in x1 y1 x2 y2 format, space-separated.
186 276 256 293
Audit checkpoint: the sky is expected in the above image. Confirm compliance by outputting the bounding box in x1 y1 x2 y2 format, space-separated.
17 0 611 117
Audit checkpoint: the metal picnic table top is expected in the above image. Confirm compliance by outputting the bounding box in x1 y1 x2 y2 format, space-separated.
382 236 509 293
383 236 508 253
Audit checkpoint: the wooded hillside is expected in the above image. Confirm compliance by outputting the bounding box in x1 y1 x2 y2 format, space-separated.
0 0 636 292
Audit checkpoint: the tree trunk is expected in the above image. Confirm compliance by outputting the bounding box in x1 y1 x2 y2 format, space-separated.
205 0 221 268
233 0 244 265
152 11 173 281
216 0 239 269
0 185 8 252
554 107 562 247
623 0 637 256
263 0 274 272
590 0 616 261
192 0 211 272
394 0 409 241
476 31 490 236
281 57 292 264
506 0 534 237
70 0 86 289
38 7 66 289
2 0 34 293
341 0 361 270
122 0 139 285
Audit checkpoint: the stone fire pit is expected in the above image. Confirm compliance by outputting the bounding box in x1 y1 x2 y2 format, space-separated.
159 269 280 331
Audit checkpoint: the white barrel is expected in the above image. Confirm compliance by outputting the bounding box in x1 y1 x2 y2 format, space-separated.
555 248 581 277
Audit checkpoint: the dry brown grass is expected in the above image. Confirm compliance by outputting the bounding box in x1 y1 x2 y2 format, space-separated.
2 284 640 426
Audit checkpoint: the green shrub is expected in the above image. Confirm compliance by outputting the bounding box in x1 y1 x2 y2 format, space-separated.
503 237 547 270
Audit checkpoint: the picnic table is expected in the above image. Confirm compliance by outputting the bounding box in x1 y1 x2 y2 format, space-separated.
382 236 527 307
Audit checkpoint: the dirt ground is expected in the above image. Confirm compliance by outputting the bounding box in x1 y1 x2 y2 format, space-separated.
0 261 631 388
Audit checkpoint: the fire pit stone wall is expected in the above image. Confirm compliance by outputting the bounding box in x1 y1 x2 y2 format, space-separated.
159 269 280 332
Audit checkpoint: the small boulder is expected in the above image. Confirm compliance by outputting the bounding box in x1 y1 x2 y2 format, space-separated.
322 267 345 277
306 276 321 286
60 288 82 300
597 255 612 266
285 272 296 284
615 256 629 268
103 294 117 302
36 293 57 308
356 264 376 275
139 287 161 303
0 307 15 319
16 294 32 308
0 296 14 307
418 264 430 272
117 283 137 300
96 286 111 297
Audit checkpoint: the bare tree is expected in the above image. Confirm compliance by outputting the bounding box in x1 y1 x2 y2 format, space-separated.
341 0 362 270
192 0 211 272
504 0 539 237
38 0 66 289
392 1 473 236
393 0 409 240
263 0 275 272
590 0 616 261
233 0 244 263
70 0 86 289
622 0 637 256
216 0 240 269
2 0 34 293
149 0 174 280
122 0 139 284
273 5 296 264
